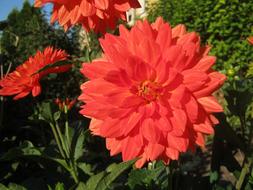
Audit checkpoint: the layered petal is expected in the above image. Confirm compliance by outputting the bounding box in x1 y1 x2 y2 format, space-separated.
79 17 226 168
0 47 70 100
34 0 141 33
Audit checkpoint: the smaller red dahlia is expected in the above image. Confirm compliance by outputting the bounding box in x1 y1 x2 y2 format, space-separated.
34 0 141 33
0 47 71 100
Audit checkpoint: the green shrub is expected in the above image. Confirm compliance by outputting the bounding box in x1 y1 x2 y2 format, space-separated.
147 0 253 80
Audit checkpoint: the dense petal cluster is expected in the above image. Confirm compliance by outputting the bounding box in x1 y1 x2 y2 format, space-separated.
0 47 71 100
34 0 140 33
79 18 226 168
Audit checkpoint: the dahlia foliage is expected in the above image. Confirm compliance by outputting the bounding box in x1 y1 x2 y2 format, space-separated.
79 17 226 168
0 47 71 100
34 0 140 32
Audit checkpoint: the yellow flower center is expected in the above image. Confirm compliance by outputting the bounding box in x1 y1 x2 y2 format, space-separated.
138 80 161 102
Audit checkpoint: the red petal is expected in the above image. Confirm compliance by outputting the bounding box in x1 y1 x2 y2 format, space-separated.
198 96 223 113
80 0 96 17
94 0 109 10
194 72 226 97
183 91 199 123
167 133 188 152
146 143 165 161
165 147 179 160
141 118 161 143
106 138 122 156
195 132 205 147
32 85 41 97
157 117 172 132
122 136 142 161
90 119 103 135
122 112 142 135
172 24 186 38
170 109 187 136
58 5 70 26
100 119 123 138
193 122 214 134
156 22 172 50
194 56 216 71
183 70 208 92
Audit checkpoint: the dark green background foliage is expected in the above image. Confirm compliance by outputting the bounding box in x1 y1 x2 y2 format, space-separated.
0 1 80 68
147 0 253 80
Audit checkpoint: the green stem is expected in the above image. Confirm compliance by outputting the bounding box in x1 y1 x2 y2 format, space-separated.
70 161 79 184
50 123 66 159
166 165 173 190
51 121 79 184
64 106 71 151
235 159 252 190
55 121 70 157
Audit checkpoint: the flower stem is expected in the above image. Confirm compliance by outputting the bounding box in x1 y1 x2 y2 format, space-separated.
235 159 252 190
166 165 173 190
51 121 79 184
70 161 79 184
50 123 66 159
64 106 71 152
55 121 70 157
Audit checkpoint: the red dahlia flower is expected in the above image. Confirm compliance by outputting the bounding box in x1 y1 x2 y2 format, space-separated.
34 0 140 33
0 47 71 100
79 17 226 168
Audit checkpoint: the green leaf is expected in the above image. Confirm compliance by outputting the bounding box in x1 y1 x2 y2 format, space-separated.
76 182 86 190
96 160 136 190
0 184 8 190
85 160 136 190
127 164 166 189
55 182 65 190
78 163 94 176
39 102 54 123
48 157 70 171
246 63 253 78
0 141 42 161
8 183 27 190
70 127 87 161
210 171 219 184
0 141 70 172
85 171 106 190
53 111 61 121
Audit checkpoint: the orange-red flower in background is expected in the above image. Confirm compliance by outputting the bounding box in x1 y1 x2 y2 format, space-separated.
0 47 71 100
34 0 141 33
55 98 76 111
247 36 253 45
79 17 226 168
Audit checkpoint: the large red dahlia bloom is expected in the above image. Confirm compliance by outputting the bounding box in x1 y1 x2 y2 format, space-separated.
79 17 226 168
34 0 140 33
0 47 71 100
